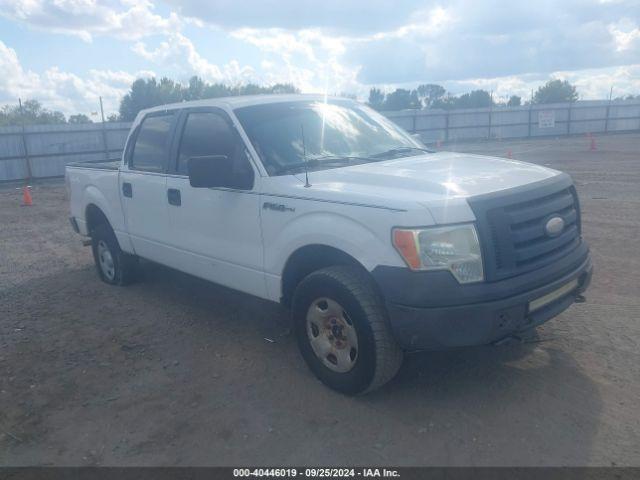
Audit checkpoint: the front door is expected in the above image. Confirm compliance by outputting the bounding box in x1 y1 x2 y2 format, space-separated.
164 108 266 299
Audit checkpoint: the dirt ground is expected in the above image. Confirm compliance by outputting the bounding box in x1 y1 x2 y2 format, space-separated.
1 133 639 466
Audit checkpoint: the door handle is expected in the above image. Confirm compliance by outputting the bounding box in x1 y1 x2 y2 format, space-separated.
122 182 132 198
167 188 181 206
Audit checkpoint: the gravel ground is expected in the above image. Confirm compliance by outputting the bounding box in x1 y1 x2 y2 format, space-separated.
1 132 639 466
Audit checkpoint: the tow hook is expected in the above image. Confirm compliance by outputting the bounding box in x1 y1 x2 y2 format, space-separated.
574 294 586 303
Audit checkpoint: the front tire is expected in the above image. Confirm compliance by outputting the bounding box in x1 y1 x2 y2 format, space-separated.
292 266 403 394
91 223 137 286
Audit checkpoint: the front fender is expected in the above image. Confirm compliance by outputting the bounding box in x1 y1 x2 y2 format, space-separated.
265 210 404 277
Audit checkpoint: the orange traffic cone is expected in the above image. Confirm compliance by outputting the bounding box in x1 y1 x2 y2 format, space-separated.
22 186 33 206
507 149 513 159
590 136 597 151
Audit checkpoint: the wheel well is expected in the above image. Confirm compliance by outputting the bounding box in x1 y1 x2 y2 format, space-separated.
85 204 110 236
281 245 365 307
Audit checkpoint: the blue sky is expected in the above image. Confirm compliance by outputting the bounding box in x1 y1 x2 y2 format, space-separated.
1 0 639 117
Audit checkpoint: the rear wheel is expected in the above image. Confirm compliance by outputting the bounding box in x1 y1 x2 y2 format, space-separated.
292 266 403 394
91 223 138 286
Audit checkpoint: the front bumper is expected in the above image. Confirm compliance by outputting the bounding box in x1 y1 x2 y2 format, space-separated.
375 249 592 351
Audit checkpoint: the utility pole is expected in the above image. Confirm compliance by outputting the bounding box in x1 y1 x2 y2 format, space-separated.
99 96 106 123
527 89 534 137
488 90 493 140
18 98 33 182
99 96 109 160
604 86 613 133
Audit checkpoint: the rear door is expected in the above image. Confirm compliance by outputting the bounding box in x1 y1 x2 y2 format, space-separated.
120 111 178 262
164 107 266 298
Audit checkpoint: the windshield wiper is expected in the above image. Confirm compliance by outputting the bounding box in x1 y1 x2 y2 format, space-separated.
275 159 320 174
274 155 371 175
370 146 434 159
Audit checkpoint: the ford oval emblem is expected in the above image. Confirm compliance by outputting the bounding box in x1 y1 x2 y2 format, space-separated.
545 216 565 237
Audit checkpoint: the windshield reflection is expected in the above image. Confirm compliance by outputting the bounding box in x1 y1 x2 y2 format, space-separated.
234 99 423 175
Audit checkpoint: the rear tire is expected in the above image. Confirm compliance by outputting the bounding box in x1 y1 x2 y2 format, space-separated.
91 223 137 286
292 266 403 394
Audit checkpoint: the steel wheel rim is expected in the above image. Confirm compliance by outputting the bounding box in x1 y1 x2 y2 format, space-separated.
306 297 359 373
97 240 115 281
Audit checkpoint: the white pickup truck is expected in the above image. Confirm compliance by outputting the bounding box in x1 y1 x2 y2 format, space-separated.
67 94 592 394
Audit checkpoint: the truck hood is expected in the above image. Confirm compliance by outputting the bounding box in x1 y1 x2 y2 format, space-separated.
304 151 560 200
272 151 563 224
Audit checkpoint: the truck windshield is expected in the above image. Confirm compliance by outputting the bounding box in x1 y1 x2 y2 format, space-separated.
234 100 427 176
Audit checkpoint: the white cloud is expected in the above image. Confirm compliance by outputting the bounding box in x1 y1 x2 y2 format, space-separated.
439 64 640 102
2 0 640 116
231 28 334 63
0 40 153 116
132 33 255 83
369 6 455 41
218 6 457 97
554 64 640 99
609 19 640 52
216 1 640 95
0 0 181 41
229 27 362 94
162 0 421 33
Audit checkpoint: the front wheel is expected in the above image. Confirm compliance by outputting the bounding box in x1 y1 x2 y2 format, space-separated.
292 266 403 394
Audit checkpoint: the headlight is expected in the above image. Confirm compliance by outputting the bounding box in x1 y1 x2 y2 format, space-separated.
392 224 484 284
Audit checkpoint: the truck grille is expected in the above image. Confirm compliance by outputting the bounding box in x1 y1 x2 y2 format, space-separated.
468 175 582 281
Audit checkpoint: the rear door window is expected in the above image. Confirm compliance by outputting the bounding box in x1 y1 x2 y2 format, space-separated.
130 113 174 172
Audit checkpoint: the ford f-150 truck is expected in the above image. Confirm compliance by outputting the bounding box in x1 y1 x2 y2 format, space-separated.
67 94 592 394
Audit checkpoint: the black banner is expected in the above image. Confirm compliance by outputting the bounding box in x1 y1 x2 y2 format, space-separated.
1 468 639 480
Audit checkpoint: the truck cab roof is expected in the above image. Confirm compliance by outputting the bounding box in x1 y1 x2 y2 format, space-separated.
139 93 346 116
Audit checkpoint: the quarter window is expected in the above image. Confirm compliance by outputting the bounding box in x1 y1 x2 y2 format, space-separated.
130 114 174 172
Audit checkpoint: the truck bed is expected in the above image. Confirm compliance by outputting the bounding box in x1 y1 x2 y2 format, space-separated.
67 160 120 171
66 159 124 238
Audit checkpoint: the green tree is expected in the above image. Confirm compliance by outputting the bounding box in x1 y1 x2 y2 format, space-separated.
0 100 66 126
202 82 232 99
368 88 385 110
431 90 493 110
268 83 299 94
614 94 639 101
106 113 120 122
118 76 299 121
507 95 522 107
533 79 578 104
68 113 93 124
454 90 494 109
431 94 457 110
119 78 164 121
184 76 205 101
383 88 421 110
416 84 446 108
157 77 183 104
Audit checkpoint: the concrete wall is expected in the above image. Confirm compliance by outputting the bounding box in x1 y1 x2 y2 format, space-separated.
1 99 639 181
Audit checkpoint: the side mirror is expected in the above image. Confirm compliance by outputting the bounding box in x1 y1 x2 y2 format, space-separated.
188 155 230 188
